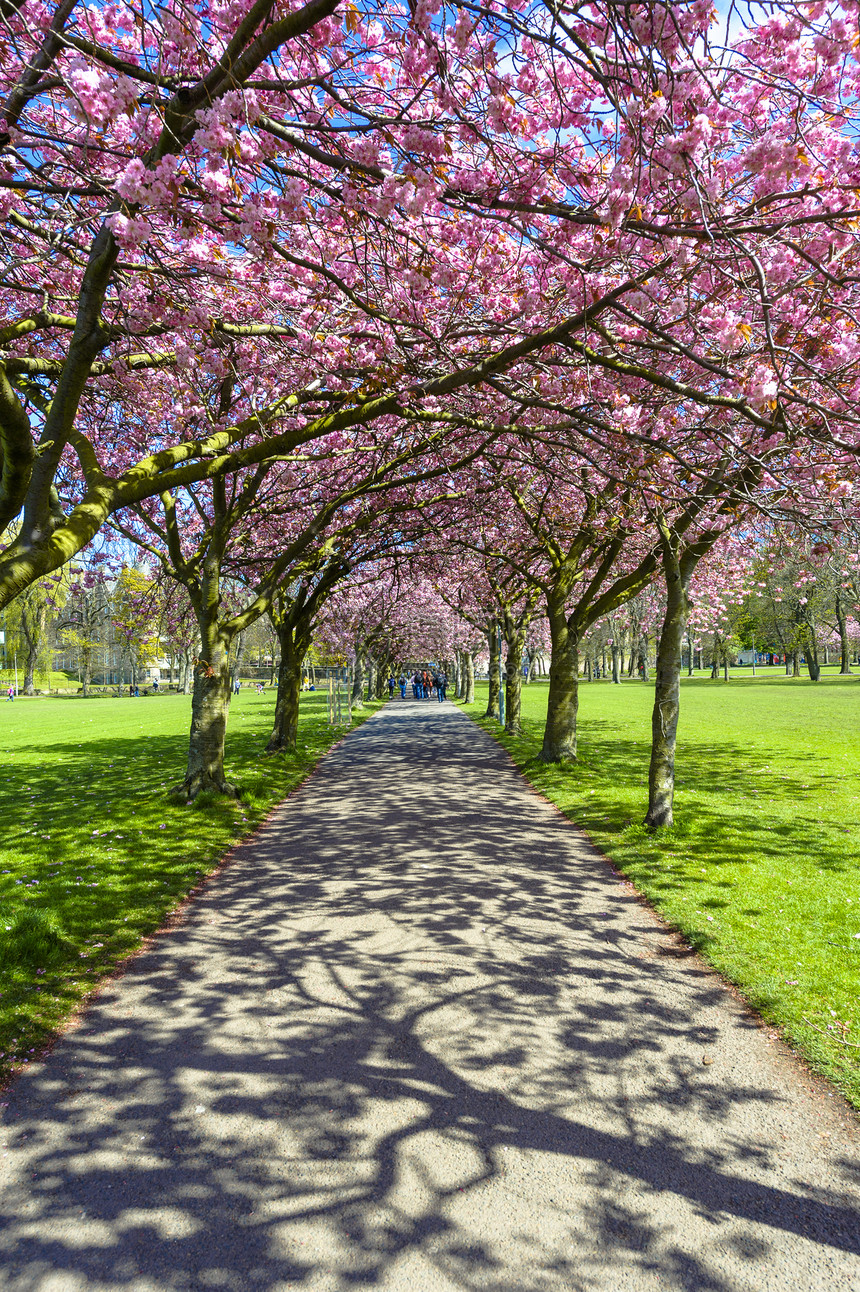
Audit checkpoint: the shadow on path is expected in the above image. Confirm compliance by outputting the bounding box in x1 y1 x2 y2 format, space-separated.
0 700 858 1291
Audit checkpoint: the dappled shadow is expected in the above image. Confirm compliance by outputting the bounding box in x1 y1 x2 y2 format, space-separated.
0 699 858 1291
525 703 855 881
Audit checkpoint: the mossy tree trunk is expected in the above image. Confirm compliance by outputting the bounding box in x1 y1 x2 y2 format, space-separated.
486 620 500 717
541 590 579 762
267 626 306 754
802 619 821 681
463 649 476 703
351 646 365 709
185 642 235 798
266 567 346 753
638 635 650 682
644 519 718 828
836 593 853 673
179 544 238 799
503 628 525 736
645 542 691 829
19 591 47 695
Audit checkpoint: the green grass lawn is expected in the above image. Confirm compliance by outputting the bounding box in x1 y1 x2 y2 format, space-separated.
460 672 860 1110
0 689 380 1084
0 669 78 691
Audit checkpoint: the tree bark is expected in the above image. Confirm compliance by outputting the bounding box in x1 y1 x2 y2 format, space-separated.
504 634 524 736
804 622 821 682
485 620 500 717
230 631 245 689
19 595 46 695
611 642 620 684
351 646 365 709
175 547 237 798
81 647 92 697
180 648 235 799
541 593 578 761
463 649 476 704
267 626 305 753
638 635 650 682
645 546 690 829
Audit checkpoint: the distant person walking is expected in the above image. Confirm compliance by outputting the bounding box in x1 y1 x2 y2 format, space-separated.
387 675 396 698
398 674 407 698
6 685 13 702
435 671 447 702
413 671 422 699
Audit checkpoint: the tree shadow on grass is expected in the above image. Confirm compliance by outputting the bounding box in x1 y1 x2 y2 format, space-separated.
0 703 858 1291
514 713 855 881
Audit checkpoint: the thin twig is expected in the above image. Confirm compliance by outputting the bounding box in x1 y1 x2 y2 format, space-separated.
801 1018 860 1048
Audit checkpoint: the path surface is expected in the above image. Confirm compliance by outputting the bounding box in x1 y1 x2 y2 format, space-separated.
1 699 859 1292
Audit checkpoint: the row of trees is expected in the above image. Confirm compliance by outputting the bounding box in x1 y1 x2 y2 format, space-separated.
2 1 860 817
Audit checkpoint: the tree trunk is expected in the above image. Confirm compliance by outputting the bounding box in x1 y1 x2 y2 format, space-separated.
19 598 46 695
266 626 306 753
638 635 649 683
81 649 92 697
374 657 386 700
804 623 821 682
611 643 620 684
504 634 524 736
23 635 39 695
352 647 365 709
231 632 245 689
585 655 592 682
463 650 476 704
541 594 578 762
179 649 235 799
836 594 853 674
626 639 637 677
485 621 500 718
791 649 800 677
645 547 690 829
176 548 238 799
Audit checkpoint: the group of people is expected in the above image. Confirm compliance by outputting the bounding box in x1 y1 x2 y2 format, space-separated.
387 669 448 702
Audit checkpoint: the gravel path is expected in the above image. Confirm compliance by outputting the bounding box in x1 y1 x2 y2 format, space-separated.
1 697 859 1292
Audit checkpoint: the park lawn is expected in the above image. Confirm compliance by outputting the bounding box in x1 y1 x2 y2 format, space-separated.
0 689 380 1085
460 673 860 1111
0 670 78 691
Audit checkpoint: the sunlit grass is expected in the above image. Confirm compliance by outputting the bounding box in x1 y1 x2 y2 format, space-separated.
460 671 860 1110
0 689 380 1083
